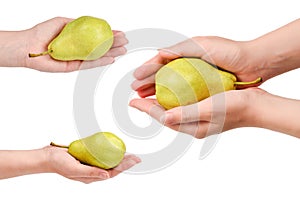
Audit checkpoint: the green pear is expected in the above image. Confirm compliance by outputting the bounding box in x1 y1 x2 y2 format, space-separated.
155 58 262 110
29 16 113 61
51 132 126 169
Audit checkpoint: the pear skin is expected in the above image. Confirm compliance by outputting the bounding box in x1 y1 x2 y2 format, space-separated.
29 16 114 61
51 132 126 169
155 58 262 110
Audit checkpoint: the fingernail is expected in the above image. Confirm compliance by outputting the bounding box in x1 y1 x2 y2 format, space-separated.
110 57 115 63
99 172 110 179
135 157 142 163
128 100 134 107
129 158 142 167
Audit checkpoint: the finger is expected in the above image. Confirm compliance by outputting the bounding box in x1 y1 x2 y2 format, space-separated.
130 98 214 139
46 17 73 29
133 54 168 80
129 98 166 122
58 17 74 25
112 30 122 34
137 86 156 98
134 83 155 96
72 177 106 184
56 17 74 23
159 37 206 59
104 46 127 57
131 74 155 91
42 56 114 72
163 98 213 125
112 31 128 47
168 121 210 139
108 154 141 178
69 164 110 179
133 38 204 79
73 57 115 71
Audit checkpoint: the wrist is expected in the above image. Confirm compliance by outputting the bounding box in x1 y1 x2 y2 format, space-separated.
239 88 268 128
41 146 58 174
244 19 300 81
245 89 300 138
242 39 276 81
0 30 30 68
26 148 52 175
0 148 51 179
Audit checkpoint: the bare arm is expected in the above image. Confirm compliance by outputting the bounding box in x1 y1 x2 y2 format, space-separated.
248 89 300 137
0 149 48 179
0 30 29 67
0 146 140 183
246 18 300 81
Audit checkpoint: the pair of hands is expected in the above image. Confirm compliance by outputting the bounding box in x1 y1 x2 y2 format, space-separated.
130 36 276 138
130 19 300 139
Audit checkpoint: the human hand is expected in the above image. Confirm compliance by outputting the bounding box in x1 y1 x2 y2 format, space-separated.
131 36 265 98
24 17 128 72
130 88 265 138
44 145 141 184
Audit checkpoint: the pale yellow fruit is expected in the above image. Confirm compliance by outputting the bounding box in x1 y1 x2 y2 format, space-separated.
155 58 262 110
51 132 126 169
29 16 113 61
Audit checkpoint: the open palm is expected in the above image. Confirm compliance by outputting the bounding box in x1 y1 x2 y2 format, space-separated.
130 88 265 138
25 17 128 72
46 146 140 184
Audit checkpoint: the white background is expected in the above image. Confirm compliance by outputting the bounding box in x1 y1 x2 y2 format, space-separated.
1 0 300 199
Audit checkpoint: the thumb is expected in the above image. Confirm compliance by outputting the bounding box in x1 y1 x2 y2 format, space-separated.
159 37 208 59
163 97 213 125
72 164 110 179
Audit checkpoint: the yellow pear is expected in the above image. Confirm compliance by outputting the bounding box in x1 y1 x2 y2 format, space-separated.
29 16 113 61
155 58 262 110
51 132 126 169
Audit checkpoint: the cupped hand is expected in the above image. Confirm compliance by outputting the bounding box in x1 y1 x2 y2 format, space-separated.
131 36 264 98
44 146 141 184
25 17 128 72
130 88 265 138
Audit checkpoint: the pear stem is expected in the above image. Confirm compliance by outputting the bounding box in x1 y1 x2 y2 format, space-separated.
28 50 52 58
234 77 262 86
50 142 69 149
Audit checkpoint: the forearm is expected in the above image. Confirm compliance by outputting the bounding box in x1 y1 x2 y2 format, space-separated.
0 148 50 179
247 89 300 138
247 18 300 80
0 30 29 67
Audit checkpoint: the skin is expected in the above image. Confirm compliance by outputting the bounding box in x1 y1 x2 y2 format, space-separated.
0 17 128 72
0 147 140 184
0 17 140 183
130 18 300 139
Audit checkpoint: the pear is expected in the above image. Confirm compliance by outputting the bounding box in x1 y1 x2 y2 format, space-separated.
155 58 262 110
51 132 126 169
29 16 113 61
